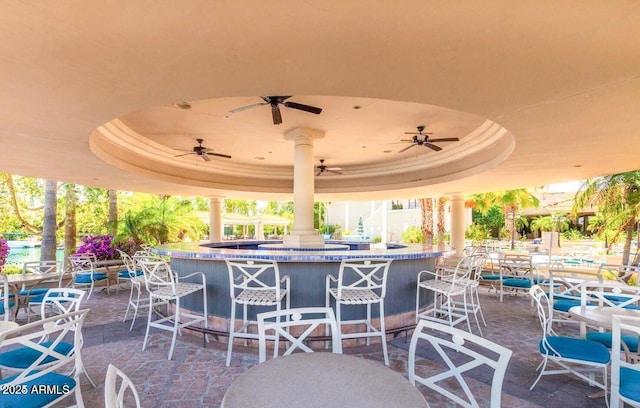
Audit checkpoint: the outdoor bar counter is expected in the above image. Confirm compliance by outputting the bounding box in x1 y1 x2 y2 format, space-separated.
153 241 451 335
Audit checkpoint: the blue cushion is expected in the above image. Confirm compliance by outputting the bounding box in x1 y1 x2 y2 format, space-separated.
541 336 611 364
0 341 74 368
118 269 143 278
28 292 76 304
18 287 50 296
0 371 76 408
0 302 15 315
620 367 640 402
74 273 107 284
586 332 639 353
553 299 581 313
480 275 502 281
503 278 532 289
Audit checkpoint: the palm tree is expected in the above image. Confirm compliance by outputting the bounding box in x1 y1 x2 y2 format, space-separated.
436 197 448 245
467 189 540 242
119 195 205 245
573 171 640 265
41 180 57 261
419 198 434 245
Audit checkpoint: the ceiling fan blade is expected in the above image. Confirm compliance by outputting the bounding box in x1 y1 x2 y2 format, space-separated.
327 170 343 175
327 167 342 171
229 102 268 114
201 153 211 161
424 143 443 152
271 104 283 125
316 170 322 176
206 152 232 159
428 137 459 142
283 101 322 115
174 152 194 158
398 144 417 153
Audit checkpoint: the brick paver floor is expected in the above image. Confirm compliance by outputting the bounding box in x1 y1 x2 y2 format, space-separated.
13 283 609 407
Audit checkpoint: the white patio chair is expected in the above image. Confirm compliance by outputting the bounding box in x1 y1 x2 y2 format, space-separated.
543 265 603 327
529 285 610 396
454 254 490 336
0 273 15 321
104 363 141 408
408 319 512 408
326 258 392 366
610 315 640 408
0 309 90 408
19 260 66 317
0 287 95 387
225 258 290 366
498 254 534 302
116 249 144 288
69 253 109 299
138 259 209 360
415 255 477 335
118 250 156 330
257 306 342 362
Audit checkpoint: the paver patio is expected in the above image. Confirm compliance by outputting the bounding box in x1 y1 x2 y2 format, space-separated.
17 284 608 407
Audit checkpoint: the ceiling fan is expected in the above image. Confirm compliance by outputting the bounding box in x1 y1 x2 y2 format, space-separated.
398 126 459 153
175 139 232 161
316 159 342 176
229 96 322 125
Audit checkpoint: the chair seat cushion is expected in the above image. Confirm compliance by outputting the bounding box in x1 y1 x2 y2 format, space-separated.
118 269 143 278
28 291 77 304
553 299 582 313
620 367 640 402
480 274 502 281
19 287 50 296
0 341 74 368
503 278 532 289
74 273 107 283
585 332 639 353
0 302 15 315
541 336 610 364
0 371 76 408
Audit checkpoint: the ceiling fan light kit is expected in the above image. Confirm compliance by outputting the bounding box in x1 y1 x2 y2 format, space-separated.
230 96 322 125
174 138 232 161
398 125 459 153
316 159 342 176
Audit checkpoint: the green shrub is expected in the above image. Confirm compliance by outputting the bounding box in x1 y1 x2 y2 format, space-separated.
401 226 425 244
2 265 22 275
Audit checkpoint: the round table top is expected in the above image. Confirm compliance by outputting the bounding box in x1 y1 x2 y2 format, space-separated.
221 352 429 408
569 305 640 329
0 321 19 334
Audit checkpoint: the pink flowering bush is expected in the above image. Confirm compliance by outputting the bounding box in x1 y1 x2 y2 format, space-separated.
76 235 136 260
0 237 9 268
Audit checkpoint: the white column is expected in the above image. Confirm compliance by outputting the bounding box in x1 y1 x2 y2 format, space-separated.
381 200 388 244
450 193 466 256
282 128 325 248
209 197 223 242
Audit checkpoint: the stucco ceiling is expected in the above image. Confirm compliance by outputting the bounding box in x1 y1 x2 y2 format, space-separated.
1 2 639 201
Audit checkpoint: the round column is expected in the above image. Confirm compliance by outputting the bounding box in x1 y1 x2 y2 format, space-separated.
450 193 466 255
209 197 223 242
283 128 325 248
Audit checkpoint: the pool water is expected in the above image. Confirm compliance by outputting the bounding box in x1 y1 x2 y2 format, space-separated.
5 247 65 266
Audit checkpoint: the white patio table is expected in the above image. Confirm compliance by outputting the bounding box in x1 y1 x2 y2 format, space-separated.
569 305 640 332
221 352 429 408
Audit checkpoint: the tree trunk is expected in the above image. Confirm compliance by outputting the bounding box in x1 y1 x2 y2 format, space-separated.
64 184 77 269
108 189 118 236
419 198 434 245
622 215 635 265
436 197 446 245
41 180 57 262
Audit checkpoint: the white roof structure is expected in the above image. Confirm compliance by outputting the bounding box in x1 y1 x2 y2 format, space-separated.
1 3 639 201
